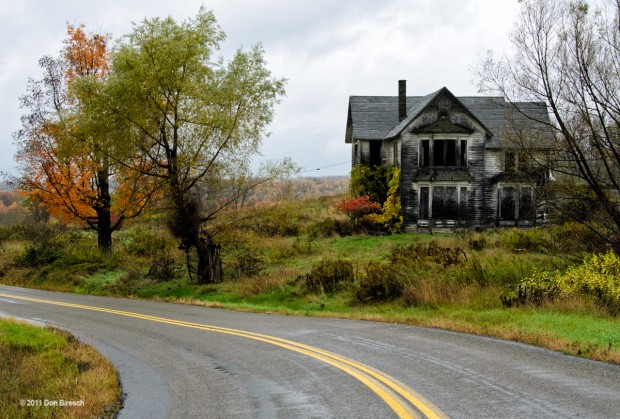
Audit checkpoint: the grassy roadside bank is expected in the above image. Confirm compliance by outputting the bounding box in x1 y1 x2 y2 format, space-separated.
0 197 619 365
0 317 122 418
156 291 620 364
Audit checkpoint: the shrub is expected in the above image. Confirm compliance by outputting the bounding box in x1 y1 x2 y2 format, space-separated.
229 250 264 279
468 233 486 251
304 258 354 294
145 252 179 282
402 276 457 308
16 245 62 267
502 251 620 314
500 270 560 307
292 238 314 255
389 241 466 268
559 251 620 314
499 228 549 253
450 257 486 286
0 226 14 247
355 261 405 302
306 218 337 238
548 222 607 255
306 218 354 238
350 164 397 204
334 196 381 230
250 205 303 237
124 226 170 257
8 223 68 243
365 167 403 233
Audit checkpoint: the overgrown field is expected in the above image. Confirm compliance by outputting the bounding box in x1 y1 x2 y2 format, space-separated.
0 317 121 418
1 195 619 363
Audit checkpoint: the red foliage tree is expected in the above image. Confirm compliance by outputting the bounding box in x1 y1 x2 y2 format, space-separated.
334 195 381 228
14 24 156 252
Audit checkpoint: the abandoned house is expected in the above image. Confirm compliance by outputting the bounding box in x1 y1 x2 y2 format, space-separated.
345 81 552 228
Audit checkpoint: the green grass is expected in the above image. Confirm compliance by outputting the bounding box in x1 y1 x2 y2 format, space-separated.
1 199 619 364
0 319 66 351
76 271 125 294
0 317 121 418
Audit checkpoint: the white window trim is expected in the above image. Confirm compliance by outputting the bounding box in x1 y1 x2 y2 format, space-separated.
418 135 469 168
417 182 470 220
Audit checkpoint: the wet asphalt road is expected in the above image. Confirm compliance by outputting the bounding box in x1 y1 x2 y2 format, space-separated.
1 284 620 418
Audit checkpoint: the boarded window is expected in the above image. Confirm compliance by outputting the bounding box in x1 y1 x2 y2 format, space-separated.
369 142 381 166
419 187 429 219
500 186 535 221
445 187 458 219
519 187 535 220
434 140 446 166
500 187 516 220
459 187 468 219
421 140 430 167
460 140 467 166
419 186 469 220
432 187 458 219
432 187 445 218
422 140 466 167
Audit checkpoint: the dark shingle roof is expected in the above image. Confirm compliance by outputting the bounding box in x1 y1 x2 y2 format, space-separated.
346 87 551 148
346 96 423 142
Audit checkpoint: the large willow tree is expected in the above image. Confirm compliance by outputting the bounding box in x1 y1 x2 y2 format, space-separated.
98 8 286 283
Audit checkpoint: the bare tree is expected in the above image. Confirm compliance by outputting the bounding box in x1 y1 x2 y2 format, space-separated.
476 0 620 239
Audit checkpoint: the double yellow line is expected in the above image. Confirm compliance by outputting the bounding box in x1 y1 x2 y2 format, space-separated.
0 293 445 419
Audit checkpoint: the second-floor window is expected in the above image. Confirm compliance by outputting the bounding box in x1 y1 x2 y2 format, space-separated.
420 139 467 167
505 151 530 172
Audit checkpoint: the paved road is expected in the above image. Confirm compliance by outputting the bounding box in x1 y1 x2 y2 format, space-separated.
1 285 620 418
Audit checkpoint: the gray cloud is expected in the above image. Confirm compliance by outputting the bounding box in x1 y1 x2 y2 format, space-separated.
0 0 519 178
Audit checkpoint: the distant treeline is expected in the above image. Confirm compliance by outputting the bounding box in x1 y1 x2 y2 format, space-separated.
0 189 26 224
0 176 350 225
256 176 349 202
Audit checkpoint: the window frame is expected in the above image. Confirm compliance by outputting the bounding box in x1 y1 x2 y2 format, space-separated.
497 183 535 223
418 183 470 221
504 151 530 172
419 136 467 168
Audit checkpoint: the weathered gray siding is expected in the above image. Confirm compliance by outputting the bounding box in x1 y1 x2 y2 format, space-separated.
346 86 551 228
400 132 417 224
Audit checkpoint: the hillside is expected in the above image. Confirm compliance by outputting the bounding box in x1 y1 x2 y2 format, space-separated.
249 176 349 203
1 183 619 364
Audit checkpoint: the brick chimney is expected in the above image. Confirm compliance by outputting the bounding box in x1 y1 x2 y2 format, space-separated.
398 80 407 122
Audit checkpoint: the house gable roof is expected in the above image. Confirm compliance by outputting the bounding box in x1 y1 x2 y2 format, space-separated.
345 95 421 143
346 87 551 147
384 87 492 140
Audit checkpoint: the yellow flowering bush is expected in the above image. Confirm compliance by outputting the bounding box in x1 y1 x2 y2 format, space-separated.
503 251 620 314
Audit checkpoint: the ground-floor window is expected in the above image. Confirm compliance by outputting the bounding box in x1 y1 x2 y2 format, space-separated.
419 184 468 220
498 186 534 221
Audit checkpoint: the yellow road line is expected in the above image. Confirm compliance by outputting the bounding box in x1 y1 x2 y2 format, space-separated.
0 292 445 419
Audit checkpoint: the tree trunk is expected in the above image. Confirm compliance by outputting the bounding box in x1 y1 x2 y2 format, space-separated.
193 231 222 284
97 222 113 254
96 168 113 254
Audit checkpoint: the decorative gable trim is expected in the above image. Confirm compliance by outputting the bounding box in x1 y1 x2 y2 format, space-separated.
411 116 475 134
384 87 493 140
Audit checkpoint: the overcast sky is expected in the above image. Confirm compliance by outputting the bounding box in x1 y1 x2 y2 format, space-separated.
0 0 520 178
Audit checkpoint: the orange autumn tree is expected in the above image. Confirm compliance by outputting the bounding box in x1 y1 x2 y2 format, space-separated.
14 24 155 253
